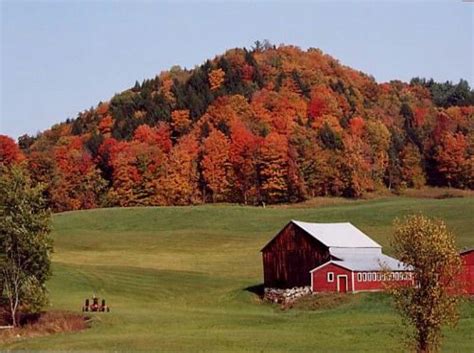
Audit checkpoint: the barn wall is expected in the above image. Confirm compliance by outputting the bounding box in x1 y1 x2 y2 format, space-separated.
262 223 330 288
311 263 353 293
353 271 413 292
461 251 474 295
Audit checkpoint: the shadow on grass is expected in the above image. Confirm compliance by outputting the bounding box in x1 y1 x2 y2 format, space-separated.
244 283 265 297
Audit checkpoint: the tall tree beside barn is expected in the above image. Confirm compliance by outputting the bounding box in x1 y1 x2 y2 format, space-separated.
389 214 462 353
0 166 53 327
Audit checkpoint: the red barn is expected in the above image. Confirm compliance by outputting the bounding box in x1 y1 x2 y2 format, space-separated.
262 220 412 293
460 248 474 295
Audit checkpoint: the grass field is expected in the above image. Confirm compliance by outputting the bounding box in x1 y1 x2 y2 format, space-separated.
2 196 474 352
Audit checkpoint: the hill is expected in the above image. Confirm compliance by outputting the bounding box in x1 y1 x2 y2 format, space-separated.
1 196 474 351
1 42 473 211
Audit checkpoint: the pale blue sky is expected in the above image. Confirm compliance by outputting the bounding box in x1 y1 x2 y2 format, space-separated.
1 1 473 139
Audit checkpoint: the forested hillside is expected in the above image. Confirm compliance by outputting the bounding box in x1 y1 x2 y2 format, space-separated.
1 42 473 211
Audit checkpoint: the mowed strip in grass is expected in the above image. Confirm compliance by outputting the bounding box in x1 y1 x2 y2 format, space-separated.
3 197 474 352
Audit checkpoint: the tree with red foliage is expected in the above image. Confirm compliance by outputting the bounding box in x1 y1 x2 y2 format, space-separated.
307 86 340 121
50 136 106 211
98 116 114 136
229 120 260 204
0 135 24 166
133 123 172 153
106 125 171 206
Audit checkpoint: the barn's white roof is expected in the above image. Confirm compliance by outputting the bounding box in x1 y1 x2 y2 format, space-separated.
333 253 408 271
311 255 410 272
292 220 382 249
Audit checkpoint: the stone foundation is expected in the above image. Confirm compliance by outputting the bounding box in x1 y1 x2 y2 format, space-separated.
264 286 312 304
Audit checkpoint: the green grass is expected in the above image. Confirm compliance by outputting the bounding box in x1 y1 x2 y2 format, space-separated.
2 197 474 352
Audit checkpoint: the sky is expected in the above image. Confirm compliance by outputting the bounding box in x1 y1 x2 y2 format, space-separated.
1 1 473 139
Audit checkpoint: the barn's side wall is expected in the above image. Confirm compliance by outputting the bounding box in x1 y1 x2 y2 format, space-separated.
353 271 412 292
461 251 474 295
311 265 414 293
262 223 330 288
311 263 353 293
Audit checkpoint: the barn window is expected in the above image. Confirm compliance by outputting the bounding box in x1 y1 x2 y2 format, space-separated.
395 272 400 280
376 273 382 281
371 272 376 281
357 273 362 282
362 273 367 281
327 272 334 282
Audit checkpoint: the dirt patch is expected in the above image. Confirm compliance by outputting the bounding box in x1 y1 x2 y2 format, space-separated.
0 311 90 343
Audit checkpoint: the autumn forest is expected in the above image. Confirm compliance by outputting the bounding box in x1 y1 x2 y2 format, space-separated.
1 43 473 212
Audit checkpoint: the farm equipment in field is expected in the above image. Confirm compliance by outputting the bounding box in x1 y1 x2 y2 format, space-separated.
82 295 110 312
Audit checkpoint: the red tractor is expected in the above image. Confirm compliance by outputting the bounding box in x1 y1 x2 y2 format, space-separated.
82 295 110 312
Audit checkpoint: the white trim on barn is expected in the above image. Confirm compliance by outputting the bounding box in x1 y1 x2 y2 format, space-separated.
309 260 351 273
351 271 355 293
336 275 349 293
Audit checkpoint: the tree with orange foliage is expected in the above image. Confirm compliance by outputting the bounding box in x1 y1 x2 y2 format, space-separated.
208 68 225 91
106 140 142 206
163 135 200 205
96 102 110 116
159 75 175 103
259 133 289 203
171 110 192 134
0 135 24 166
98 115 114 136
434 132 470 188
201 129 232 202
349 116 365 137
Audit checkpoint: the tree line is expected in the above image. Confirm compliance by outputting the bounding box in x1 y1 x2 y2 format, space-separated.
1 44 473 212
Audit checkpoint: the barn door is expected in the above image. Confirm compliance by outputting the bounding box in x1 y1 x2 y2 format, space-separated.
337 276 348 293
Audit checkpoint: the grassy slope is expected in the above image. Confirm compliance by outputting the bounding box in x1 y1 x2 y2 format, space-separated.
3 197 474 352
